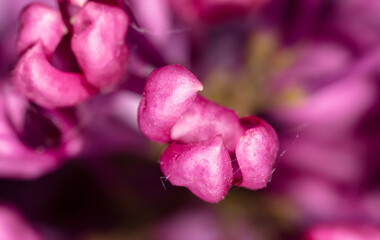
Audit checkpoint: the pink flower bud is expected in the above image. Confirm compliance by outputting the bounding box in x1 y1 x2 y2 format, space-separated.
13 2 129 108
71 1 129 89
171 95 244 152
17 3 66 57
138 65 203 142
160 135 233 203
13 42 94 108
235 116 279 190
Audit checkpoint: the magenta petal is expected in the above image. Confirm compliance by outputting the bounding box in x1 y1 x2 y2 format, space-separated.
138 65 203 142
171 95 244 152
0 205 42 240
235 116 279 190
0 96 58 179
160 135 233 203
13 42 94 108
0 138 63 179
17 3 66 57
129 0 171 48
71 1 129 89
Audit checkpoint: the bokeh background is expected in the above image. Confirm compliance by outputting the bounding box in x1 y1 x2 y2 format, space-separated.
1 0 380 239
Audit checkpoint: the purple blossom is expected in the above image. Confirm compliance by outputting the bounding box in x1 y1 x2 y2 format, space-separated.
0 80 82 179
13 1 129 108
138 64 279 202
0 0 379 238
160 135 233 202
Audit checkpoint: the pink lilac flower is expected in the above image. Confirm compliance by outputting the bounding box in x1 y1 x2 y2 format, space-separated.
0 79 82 179
12 1 129 108
0 0 58 76
138 64 279 202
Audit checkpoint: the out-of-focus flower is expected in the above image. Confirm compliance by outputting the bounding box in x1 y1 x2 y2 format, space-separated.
0 0 58 76
303 224 380 240
0 80 82 179
168 0 268 25
76 89 148 157
13 1 129 108
267 0 380 54
138 65 279 202
266 40 380 223
155 207 259 240
155 209 223 240
0 204 42 240
127 0 189 64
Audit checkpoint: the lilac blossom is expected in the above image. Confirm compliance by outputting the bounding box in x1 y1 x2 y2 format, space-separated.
138 65 203 143
138 64 279 202
0 0 379 238
13 1 129 108
0 80 82 179
235 116 279 190
0 0 58 76
160 135 233 202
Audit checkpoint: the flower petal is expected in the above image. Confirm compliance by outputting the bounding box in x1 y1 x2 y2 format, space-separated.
17 3 66 57
160 135 232 203
0 205 42 240
138 65 203 142
171 95 244 152
13 42 94 108
235 116 279 190
71 1 129 89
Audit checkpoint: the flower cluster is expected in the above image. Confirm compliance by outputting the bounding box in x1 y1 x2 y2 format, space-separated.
138 65 279 202
13 0 129 108
0 0 379 238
